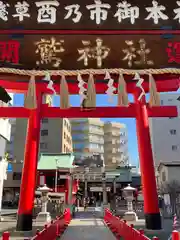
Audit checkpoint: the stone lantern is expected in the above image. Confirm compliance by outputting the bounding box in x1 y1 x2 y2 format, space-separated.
123 184 138 221
36 184 51 223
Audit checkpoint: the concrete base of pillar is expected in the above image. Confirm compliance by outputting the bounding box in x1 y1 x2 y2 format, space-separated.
36 212 51 224
123 211 138 221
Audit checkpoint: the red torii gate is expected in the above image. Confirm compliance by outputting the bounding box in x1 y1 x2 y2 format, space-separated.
0 0 180 232
0 75 178 232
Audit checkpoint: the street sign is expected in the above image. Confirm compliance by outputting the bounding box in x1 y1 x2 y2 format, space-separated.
7 163 12 172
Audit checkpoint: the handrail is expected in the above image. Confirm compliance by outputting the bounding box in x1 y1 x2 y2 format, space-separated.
1 208 71 240
104 208 159 240
31 208 71 240
172 230 180 240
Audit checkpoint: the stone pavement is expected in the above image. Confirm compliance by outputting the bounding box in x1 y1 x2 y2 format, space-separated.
1 209 17 216
0 215 17 233
61 210 116 240
0 215 45 240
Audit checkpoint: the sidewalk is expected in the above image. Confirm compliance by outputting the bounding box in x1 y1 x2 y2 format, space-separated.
1 209 17 216
61 211 116 240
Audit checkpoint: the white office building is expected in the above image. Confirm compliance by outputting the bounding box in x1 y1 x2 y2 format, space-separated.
0 93 14 158
149 93 180 168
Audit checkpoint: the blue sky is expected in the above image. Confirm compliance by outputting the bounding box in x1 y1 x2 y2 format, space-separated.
13 93 139 166
13 91 179 166
12 87 180 167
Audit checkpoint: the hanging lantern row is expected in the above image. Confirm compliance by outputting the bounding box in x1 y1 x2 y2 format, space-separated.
24 72 160 110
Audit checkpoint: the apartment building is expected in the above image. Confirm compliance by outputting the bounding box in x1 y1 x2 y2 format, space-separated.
40 118 72 154
4 117 73 199
104 122 129 167
71 118 104 165
71 118 129 167
149 93 180 168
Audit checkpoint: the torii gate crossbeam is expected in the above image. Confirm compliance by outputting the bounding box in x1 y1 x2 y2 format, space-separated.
0 78 178 231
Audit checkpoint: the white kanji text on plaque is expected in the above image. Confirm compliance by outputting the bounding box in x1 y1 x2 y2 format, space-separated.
145 0 168 24
174 1 180 23
35 0 60 24
114 1 139 24
64 4 82 23
86 0 111 25
13 1 30 22
0 1 9 21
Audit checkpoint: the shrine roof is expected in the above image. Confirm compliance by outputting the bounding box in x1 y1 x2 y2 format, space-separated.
38 153 75 170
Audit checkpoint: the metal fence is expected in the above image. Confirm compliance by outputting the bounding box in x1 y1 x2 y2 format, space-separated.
33 198 64 218
162 203 180 219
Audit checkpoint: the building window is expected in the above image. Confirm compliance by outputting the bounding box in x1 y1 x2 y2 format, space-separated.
170 129 177 135
160 100 163 105
40 142 48 149
172 145 178 151
41 130 48 136
42 118 48 123
13 172 22 180
89 143 99 149
161 171 166 182
64 132 66 140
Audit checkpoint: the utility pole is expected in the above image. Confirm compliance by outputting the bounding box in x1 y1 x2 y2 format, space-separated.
113 176 118 194
55 159 58 192
0 158 8 221
84 167 89 198
101 165 107 205
68 168 73 205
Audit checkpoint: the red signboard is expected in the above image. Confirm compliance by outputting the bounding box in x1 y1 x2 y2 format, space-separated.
0 40 19 64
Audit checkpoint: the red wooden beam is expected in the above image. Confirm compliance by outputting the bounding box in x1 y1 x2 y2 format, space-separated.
41 105 136 118
0 79 179 94
0 105 177 118
147 106 178 118
0 29 180 35
0 107 30 118
42 105 178 118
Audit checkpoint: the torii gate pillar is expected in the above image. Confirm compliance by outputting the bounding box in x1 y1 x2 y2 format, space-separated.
16 94 42 232
134 93 161 230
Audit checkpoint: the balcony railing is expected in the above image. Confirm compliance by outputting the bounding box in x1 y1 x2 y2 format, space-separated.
89 128 104 135
89 148 104 153
89 138 104 144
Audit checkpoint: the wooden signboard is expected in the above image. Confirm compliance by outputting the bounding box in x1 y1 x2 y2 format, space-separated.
0 0 179 30
0 35 180 70
0 0 180 71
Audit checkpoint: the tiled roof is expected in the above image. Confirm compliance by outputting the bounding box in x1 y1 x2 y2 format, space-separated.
38 153 75 170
